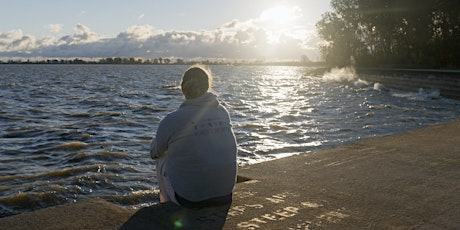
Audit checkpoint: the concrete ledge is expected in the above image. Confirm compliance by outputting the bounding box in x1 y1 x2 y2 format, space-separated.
226 120 460 229
0 198 132 230
357 68 460 100
1 120 459 229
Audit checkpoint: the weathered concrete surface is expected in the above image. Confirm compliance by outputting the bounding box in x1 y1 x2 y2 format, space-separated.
1 120 459 229
0 198 132 230
227 120 460 229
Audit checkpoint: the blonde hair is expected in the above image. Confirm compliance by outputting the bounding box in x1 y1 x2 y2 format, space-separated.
181 64 213 99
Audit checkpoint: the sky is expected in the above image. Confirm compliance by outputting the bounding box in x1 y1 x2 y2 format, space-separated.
0 0 331 61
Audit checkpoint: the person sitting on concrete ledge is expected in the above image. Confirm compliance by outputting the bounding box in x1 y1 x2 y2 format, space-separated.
150 64 238 209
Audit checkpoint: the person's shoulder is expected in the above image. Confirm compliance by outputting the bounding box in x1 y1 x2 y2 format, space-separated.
217 103 230 112
164 110 180 120
162 107 190 122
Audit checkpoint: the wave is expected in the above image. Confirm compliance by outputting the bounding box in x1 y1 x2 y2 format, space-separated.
65 150 131 164
391 88 441 101
322 67 370 88
107 189 159 206
46 141 89 151
0 191 65 210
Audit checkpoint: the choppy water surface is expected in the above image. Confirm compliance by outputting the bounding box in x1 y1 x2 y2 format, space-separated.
1 64 459 217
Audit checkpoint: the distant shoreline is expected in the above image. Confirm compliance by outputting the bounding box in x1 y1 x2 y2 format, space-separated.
0 58 325 67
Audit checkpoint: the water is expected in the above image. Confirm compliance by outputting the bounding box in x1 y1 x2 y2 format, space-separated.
1 64 459 217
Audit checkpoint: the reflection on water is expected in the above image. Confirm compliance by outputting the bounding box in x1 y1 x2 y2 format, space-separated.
1 64 460 217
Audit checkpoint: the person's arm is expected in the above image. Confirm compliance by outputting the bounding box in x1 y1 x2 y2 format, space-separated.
150 120 169 159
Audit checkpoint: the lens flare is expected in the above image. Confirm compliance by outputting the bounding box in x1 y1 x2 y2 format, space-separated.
174 219 183 228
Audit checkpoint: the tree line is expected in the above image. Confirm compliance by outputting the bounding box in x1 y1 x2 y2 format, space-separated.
316 0 460 68
1 57 180 65
1 56 322 66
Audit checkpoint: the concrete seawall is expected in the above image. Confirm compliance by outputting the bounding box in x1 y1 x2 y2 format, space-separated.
357 68 460 100
1 120 459 229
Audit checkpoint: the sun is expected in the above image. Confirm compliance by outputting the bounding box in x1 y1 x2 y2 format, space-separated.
259 5 304 44
260 5 294 25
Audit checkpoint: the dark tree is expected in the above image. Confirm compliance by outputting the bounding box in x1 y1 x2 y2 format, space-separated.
316 0 460 68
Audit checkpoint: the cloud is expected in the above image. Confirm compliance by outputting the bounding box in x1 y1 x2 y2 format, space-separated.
57 23 102 45
0 29 23 42
46 24 64 33
0 29 37 53
117 24 155 41
0 12 322 60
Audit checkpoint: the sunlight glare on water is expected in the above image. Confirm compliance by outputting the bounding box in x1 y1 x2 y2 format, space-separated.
234 67 320 161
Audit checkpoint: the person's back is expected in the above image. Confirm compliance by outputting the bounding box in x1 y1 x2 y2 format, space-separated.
150 65 237 207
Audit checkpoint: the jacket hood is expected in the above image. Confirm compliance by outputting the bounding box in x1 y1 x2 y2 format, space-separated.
180 92 219 108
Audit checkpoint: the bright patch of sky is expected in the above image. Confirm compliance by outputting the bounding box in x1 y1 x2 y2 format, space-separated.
0 0 331 61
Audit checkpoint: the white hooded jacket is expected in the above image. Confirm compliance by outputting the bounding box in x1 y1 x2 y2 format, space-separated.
150 92 237 201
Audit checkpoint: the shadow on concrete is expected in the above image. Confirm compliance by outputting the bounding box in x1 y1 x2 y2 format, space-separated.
119 202 231 230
